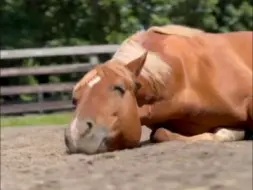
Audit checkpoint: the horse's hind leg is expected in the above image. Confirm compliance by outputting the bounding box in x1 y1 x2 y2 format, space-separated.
150 127 245 143
212 128 245 141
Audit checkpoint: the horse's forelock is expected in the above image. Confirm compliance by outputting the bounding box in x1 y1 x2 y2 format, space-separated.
102 61 136 87
72 68 100 98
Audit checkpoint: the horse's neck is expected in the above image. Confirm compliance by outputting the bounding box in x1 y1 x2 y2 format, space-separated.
136 55 186 124
136 73 168 106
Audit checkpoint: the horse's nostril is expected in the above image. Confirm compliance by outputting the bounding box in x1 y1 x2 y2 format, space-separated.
78 119 95 138
86 120 93 130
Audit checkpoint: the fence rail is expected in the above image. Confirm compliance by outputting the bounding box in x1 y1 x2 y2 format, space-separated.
1 82 75 95
0 100 74 115
0 44 119 59
0 44 119 115
0 63 93 77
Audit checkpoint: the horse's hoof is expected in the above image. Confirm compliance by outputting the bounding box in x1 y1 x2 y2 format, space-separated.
149 128 159 143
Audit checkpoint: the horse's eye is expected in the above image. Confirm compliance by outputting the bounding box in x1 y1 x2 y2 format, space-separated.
72 98 77 106
135 82 142 91
113 84 125 95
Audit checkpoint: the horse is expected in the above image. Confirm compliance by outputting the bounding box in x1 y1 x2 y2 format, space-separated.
64 24 253 154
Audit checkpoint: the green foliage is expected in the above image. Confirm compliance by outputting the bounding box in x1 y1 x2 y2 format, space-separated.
1 0 252 49
1 0 252 103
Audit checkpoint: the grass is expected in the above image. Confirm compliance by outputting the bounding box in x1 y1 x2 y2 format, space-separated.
0 112 73 127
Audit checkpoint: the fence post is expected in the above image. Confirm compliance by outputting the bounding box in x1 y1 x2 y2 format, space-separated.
37 88 44 114
89 55 99 66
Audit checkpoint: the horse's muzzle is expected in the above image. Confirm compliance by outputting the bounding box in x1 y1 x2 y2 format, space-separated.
64 118 109 155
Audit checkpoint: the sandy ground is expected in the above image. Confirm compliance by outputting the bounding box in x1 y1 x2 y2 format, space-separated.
1 125 252 190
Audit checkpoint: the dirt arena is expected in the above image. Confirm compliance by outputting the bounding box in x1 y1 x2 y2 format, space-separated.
1 125 252 190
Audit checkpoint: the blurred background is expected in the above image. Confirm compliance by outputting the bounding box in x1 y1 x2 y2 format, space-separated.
0 0 252 127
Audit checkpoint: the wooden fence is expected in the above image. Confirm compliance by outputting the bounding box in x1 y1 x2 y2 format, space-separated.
0 44 120 115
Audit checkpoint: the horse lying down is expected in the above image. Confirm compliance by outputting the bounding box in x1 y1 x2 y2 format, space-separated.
64 24 253 154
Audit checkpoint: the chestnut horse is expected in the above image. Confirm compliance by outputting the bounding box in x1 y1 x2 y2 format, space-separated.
64 24 253 154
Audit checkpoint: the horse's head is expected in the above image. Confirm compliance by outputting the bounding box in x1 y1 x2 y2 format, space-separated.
64 52 147 154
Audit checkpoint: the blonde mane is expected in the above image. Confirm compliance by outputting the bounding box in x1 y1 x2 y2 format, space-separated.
112 24 205 86
73 24 205 98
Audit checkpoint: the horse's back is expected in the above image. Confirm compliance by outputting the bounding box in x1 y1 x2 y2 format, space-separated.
218 31 253 69
195 31 253 130
139 27 253 131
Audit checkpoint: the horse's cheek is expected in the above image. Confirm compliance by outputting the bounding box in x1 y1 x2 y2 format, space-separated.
119 92 142 147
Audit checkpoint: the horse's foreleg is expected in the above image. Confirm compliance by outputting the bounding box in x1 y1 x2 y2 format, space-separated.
138 105 153 127
150 127 245 143
150 128 214 142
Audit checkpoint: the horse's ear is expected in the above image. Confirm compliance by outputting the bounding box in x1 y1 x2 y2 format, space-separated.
125 52 147 76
